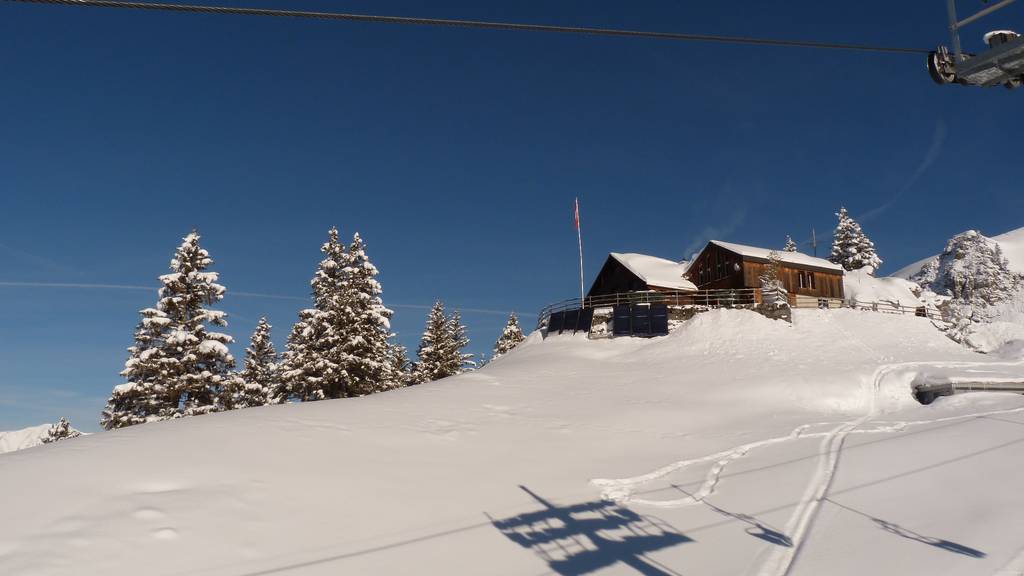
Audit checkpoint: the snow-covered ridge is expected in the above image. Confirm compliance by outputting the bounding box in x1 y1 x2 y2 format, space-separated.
0 420 85 455
0 424 50 455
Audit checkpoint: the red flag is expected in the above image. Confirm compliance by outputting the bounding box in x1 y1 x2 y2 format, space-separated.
574 197 580 230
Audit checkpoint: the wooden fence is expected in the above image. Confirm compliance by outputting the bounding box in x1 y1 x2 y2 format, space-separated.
537 289 945 329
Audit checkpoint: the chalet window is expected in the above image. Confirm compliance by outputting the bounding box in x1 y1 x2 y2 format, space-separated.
798 271 806 289
808 272 816 290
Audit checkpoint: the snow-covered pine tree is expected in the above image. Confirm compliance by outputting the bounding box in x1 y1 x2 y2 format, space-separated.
235 317 279 408
829 207 883 274
784 235 798 252
279 229 398 400
156 231 238 416
337 232 399 395
410 301 449 385
101 307 176 429
447 311 475 373
491 312 525 361
42 417 82 444
276 308 322 402
279 228 348 401
388 342 411 388
410 301 472 383
759 250 788 307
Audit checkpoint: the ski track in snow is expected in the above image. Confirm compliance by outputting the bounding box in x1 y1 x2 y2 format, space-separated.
591 359 1024 576
995 545 1024 576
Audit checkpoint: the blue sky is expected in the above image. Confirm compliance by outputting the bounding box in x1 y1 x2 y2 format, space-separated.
1 0 1022 431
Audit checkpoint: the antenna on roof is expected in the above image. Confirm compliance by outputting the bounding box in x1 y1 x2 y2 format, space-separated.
809 228 818 257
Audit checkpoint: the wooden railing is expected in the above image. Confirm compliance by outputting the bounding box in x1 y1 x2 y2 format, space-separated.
537 289 947 328
537 289 758 328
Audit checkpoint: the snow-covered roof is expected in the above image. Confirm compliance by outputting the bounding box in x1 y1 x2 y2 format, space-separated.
709 240 844 272
610 253 697 291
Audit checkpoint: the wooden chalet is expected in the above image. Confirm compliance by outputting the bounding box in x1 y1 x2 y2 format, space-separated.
588 253 697 297
687 240 845 300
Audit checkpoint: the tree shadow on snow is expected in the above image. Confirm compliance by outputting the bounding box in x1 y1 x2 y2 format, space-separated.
671 485 792 548
826 498 986 558
488 486 691 575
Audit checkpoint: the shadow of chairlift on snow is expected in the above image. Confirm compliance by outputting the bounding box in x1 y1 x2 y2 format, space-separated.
671 485 792 548
873 518 986 558
488 485 691 576
825 498 986 558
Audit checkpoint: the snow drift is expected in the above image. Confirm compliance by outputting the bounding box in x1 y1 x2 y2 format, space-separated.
2 310 1024 576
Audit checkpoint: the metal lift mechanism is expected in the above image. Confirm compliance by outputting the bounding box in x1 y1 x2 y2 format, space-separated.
930 0 1024 88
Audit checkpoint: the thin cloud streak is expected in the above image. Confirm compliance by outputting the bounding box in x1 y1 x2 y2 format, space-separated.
858 120 947 223
0 281 154 291
0 283 516 316
682 205 747 259
0 242 80 275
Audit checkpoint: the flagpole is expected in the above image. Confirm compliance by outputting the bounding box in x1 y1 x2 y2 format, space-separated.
575 197 584 302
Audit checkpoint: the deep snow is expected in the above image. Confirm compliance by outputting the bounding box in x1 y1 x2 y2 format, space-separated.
2 309 1023 576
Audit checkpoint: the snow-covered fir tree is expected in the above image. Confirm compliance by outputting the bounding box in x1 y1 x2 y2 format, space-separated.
491 312 525 361
388 342 411 388
447 311 474 372
783 235 798 252
158 232 238 415
341 233 401 394
410 301 474 384
42 417 82 444
275 308 320 402
829 207 882 273
101 307 175 429
235 317 279 408
102 231 238 429
758 250 788 307
279 228 398 401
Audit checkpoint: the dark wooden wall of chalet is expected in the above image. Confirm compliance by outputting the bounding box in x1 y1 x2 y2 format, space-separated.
685 243 745 290
742 261 844 299
587 257 649 297
687 242 845 298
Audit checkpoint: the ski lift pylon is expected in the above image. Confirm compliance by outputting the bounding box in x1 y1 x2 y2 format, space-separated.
930 0 1024 89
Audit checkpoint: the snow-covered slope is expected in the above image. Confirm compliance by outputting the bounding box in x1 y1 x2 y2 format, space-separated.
0 424 50 455
994 226 1024 275
843 269 922 307
2 310 1024 576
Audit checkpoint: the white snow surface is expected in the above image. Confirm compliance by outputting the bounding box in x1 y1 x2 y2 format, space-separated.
710 240 843 272
610 252 696 291
3 309 1024 576
0 424 50 455
843 269 923 307
994 226 1024 275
